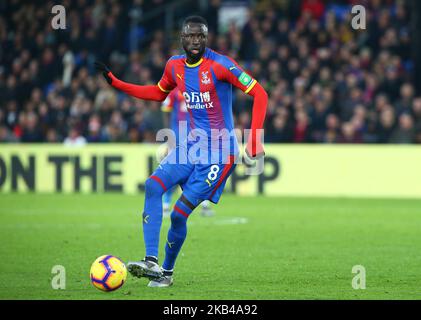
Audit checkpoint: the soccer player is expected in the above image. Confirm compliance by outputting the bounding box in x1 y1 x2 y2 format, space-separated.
95 15 267 287
161 88 215 217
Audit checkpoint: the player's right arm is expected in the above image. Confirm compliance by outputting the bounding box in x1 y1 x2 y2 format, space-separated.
94 61 177 102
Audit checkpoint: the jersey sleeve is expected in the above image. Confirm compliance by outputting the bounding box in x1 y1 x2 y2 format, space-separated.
214 57 257 94
157 59 177 93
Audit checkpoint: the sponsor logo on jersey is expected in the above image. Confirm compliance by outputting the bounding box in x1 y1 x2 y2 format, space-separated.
239 72 253 86
182 91 214 109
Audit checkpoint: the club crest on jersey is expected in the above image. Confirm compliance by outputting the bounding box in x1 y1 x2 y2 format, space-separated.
201 71 211 85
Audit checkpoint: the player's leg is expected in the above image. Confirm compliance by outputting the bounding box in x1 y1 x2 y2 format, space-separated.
127 169 175 279
128 144 193 280
162 186 176 217
163 194 199 271
148 193 200 287
160 144 174 217
143 172 174 260
148 157 236 287
163 155 236 267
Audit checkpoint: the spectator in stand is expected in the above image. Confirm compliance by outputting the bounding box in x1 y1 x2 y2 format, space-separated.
64 127 87 146
412 98 421 127
0 125 19 143
323 114 340 143
0 0 418 145
390 113 415 143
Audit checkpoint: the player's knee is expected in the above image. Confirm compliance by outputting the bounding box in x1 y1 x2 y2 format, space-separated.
180 193 200 209
170 211 187 228
145 176 166 197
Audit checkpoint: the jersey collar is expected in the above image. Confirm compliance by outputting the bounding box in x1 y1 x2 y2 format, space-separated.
185 57 203 68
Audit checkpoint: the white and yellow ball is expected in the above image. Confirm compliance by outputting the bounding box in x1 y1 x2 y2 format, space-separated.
90 255 127 292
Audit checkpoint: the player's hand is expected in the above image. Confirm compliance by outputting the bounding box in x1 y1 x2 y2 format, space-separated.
245 137 265 160
94 61 112 85
243 147 265 175
245 146 265 160
244 139 265 175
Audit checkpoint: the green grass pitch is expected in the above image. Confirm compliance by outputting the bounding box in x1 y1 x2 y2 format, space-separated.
0 193 421 299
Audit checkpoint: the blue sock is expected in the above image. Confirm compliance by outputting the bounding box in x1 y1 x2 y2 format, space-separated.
162 197 194 271
142 172 172 259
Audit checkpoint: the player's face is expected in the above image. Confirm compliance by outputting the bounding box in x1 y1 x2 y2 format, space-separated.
181 23 208 62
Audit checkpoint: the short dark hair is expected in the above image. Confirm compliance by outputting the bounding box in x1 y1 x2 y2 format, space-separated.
182 15 208 28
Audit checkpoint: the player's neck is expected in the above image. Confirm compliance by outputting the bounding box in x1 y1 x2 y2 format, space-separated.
185 47 206 66
186 55 203 65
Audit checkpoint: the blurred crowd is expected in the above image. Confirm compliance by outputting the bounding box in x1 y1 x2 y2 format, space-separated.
1 0 420 144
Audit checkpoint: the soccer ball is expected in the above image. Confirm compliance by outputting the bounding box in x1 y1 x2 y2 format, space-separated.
90 255 127 292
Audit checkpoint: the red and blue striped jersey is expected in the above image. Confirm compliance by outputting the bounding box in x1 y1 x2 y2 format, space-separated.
157 48 257 153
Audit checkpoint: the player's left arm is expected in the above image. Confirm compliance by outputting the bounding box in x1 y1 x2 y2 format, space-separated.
215 59 268 159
